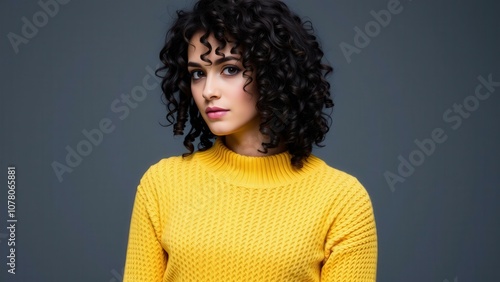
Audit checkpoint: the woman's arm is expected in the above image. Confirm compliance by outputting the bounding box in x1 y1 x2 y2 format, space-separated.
321 180 378 281
123 170 168 281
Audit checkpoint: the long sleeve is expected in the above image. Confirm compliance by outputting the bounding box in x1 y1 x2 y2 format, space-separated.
321 180 378 281
123 171 167 282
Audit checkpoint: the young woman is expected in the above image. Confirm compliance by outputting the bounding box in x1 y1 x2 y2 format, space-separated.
124 0 377 281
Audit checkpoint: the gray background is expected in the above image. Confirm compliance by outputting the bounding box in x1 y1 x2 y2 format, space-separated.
1 0 499 281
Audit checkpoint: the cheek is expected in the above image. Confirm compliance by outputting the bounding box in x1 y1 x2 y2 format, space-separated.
190 86 204 112
244 83 259 104
190 82 197 96
237 79 258 101
190 83 202 101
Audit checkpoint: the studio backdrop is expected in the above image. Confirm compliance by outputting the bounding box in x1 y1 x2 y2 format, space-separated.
1 0 499 281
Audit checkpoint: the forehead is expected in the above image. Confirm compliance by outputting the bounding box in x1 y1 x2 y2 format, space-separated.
187 31 237 59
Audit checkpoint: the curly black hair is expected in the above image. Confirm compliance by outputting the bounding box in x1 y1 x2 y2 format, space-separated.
157 0 334 168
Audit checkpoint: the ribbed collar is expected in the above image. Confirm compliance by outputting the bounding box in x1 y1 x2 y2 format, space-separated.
193 138 325 188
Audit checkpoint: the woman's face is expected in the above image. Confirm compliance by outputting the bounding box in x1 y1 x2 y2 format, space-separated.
187 31 260 139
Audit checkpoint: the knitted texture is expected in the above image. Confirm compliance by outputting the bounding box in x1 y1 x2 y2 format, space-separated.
123 139 377 281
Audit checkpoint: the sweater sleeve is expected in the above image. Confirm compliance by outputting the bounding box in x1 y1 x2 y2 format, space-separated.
321 179 378 281
123 167 167 282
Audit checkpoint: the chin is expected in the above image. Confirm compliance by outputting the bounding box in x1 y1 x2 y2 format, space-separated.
206 125 237 137
207 129 230 137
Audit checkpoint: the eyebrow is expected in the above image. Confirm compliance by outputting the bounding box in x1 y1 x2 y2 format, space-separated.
187 56 240 68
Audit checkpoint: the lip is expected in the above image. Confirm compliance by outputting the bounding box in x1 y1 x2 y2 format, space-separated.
206 107 229 114
205 107 229 119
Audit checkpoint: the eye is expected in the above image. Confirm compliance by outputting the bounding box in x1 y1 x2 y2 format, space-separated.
190 70 204 80
222 66 240 76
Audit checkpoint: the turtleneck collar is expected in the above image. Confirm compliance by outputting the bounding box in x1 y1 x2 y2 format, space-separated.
193 138 325 188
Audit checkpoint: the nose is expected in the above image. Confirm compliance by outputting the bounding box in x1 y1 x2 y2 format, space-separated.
202 74 221 100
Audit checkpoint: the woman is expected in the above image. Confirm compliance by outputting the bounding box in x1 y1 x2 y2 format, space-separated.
124 0 377 281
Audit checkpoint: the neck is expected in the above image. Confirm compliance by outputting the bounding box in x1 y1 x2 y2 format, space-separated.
223 134 287 157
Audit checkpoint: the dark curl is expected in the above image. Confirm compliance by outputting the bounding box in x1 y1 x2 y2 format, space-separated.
157 0 334 168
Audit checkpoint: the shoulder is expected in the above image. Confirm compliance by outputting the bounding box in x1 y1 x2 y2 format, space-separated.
144 156 184 173
133 156 190 213
136 156 187 191
310 156 371 201
311 156 363 186
313 159 376 232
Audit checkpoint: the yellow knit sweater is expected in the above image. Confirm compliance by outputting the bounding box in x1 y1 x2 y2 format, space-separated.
123 139 377 281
